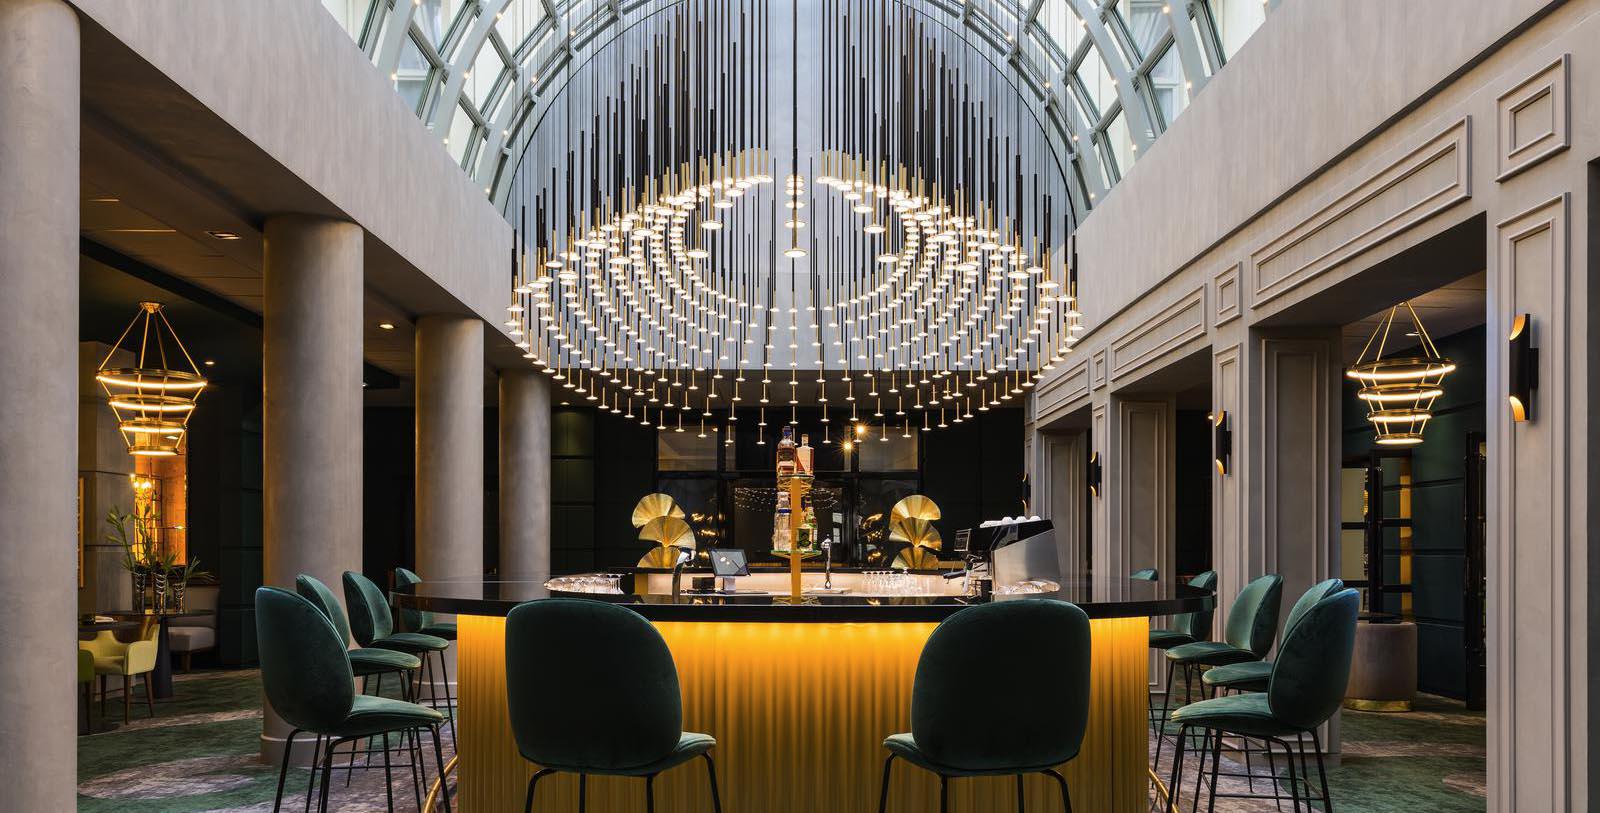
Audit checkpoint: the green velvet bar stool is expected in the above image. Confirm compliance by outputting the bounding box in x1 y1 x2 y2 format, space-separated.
344 571 456 742
256 587 451 813
1146 570 1217 733
298 574 428 806
1155 574 1282 767
1167 588 1360 813
1202 578 1344 697
393 568 458 640
878 599 1091 813
505 598 721 813
1130 567 1159 582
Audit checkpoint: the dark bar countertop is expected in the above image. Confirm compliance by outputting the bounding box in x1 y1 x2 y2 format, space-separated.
394 571 1214 624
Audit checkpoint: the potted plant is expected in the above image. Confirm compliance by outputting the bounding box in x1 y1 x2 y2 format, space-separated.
105 507 149 611
171 558 211 612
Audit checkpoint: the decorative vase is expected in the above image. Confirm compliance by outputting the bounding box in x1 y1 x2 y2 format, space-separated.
132 570 147 612
153 571 169 613
172 581 187 613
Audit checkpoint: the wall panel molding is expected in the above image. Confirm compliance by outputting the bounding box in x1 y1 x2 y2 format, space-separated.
1034 360 1091 420
1250 117 1472 308
1214 264 1242 326
1495 54 1569 182
1108 286 1208 381
1490 193 1571 811
1092 351 1108 390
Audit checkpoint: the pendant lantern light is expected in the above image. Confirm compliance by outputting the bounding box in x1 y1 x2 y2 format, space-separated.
96 302 207 457
1347 302 1455 446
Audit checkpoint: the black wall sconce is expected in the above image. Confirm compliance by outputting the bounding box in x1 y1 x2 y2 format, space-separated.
1087 451 1103 498
1508 313 1537 422
1213 410 1232 475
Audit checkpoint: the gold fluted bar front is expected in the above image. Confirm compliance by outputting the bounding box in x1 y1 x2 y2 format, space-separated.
457 614 1149 812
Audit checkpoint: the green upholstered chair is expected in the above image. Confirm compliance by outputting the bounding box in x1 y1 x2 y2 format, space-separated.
393 568 457 640
80 622 159 723
1149 570 1218 650
344 570 456 741
257 586 450 813
878 599 1091 813
78 648 96 731
298 574 427 805
1155 573 1282 766
1167 588 1360 812
1202 578 1345 696
1130 567 1159 582
505 598 721 813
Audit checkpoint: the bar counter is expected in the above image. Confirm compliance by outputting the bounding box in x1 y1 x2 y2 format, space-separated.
397 574 1212 812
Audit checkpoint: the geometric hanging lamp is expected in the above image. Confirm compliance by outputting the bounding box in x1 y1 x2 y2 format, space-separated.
1346 301 1455 446
96 302 207 457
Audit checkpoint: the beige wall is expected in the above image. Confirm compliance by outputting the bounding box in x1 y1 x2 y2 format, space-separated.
1032 0 1597 807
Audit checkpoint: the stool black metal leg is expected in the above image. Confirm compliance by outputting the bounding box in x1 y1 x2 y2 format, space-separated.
939 775 948 813
1165 724 1189 813
703 753 723 813
1190 728 1207 813
1155 661 1177 765
380 731 394 811
1310 729 1333 812
1263 733 1283 812
1044 768 1072 813
273 728 300 813
407 725 423 812
877 755 895 813
437 649 458 743
429 724 453 813
578 773 588 813
1015 773 1025 813
523 768 553 813
1205 727 1221 813
645 774 655 813
317 737 342 813
1272 737 1303 813
303 734 322 813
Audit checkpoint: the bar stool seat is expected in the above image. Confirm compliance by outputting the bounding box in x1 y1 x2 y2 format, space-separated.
368 631 450 653
393 568 457 641
418 622 457 640
350 647 422 676
1150 629 1198 649
1169 693 1292 737
542 731 718 777
333 694 444 737
1200 660 1271 693
883 733 1062 777
1165 639 1260 667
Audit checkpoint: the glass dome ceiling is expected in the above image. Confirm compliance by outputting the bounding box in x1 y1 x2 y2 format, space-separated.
319 0 1271 225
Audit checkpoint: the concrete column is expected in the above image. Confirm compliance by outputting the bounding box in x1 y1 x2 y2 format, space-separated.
415 316 484 580
499 368 551 579
0 1 79 805
261 215 363 759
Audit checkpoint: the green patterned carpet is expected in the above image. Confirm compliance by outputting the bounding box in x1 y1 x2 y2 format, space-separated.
81 670 1483 811
78 670 451 812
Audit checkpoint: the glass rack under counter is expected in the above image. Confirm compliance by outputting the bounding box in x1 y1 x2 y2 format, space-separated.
396 577 1210 811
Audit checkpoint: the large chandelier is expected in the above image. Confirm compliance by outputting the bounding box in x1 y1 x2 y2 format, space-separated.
1347 302 1454 446
96 302 206 457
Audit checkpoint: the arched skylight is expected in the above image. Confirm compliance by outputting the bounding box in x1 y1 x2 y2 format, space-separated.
319 0 1270 224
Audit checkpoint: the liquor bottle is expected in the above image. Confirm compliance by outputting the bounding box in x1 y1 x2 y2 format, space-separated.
797 433 814 475
776 425 798 476
773 490 792 552
797 495 816 550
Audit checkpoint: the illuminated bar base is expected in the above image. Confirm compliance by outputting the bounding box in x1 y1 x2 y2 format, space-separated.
457 614 1148 811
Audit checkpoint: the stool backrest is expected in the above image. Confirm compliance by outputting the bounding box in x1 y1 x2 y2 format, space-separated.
505 598 684 771
1130 568 1159 582
1223 574 1283 657
1268 588 1360 731
393 567 433 632
295 574 354 649
1283 578 1345 643
910 599 1091 771
342 571 394 646
1172 570 1218 639
255 587 354 733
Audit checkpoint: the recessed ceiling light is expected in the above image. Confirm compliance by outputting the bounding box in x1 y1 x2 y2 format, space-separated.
203 359 216 366
206 230 241 240
378 322 395 330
